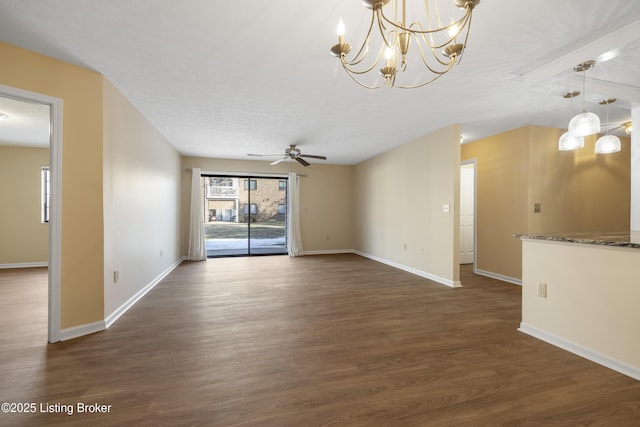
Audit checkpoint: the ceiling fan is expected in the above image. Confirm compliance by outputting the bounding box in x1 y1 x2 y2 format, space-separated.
247 144 327 167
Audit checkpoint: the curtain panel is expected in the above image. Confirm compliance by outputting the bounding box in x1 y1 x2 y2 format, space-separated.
287 172 304 256
187 168 207 261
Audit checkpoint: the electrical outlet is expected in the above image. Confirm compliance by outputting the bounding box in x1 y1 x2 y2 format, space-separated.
537 282 547 298
443 203 450 213
113 270 120 283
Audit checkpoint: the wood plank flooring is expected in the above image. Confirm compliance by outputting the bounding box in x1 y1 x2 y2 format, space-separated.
1 255 639 426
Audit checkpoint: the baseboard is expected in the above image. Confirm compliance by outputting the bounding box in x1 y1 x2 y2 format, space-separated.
303 249 355 256
60 320 106 341
105 257 185 328
474 268 522 285
354 250 461 288
519 322 640 381
0 262 48 269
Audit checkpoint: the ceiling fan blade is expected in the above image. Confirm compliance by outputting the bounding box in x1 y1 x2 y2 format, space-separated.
295 157 310 167
248 153 282 157
300 154 327 160
270 157 287 165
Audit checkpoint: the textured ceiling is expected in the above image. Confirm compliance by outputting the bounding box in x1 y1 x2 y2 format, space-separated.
0 0 638 163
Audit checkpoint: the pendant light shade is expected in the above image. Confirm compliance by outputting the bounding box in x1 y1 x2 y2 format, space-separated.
595 134 621 154
558 131 584 151
567 61 600 137
568 111 601 137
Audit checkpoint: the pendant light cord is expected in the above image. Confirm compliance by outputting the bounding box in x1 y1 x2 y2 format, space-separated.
582 70 586 112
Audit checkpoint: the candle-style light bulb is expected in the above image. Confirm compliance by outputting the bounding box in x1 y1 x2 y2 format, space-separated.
337 18 345 44
384 46 394 66
448 18 458 39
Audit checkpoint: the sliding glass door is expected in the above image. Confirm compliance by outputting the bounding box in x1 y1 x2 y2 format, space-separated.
203 175 287 257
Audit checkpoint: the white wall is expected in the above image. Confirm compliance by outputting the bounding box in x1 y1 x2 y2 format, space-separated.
102 79 182 321
353 125 461 286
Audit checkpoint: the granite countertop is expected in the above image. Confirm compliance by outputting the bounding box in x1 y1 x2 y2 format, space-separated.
514 231 640 249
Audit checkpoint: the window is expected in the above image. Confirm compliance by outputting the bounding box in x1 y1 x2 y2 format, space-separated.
243 203 257 215
244 179 257 190
279 180 287 191
41 166 50 223
209 177 233 187
278 204 286 214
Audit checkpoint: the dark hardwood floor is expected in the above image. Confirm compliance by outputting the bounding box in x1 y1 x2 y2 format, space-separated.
1 255 639 426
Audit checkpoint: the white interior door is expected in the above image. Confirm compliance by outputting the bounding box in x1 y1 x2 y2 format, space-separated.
460 163 475 264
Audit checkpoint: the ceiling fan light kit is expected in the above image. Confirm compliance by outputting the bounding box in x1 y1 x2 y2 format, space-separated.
330 0 480 89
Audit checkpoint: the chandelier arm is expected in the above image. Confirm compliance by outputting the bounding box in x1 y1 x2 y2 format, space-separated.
377 9 396 50
341 40 387 71
415 41 456 73
342 66 386 89
453 13 473 66
412 35 454 69
413 12 471 49
341 37 372 67
394 70 447 89
341 55 383 75
379 6 471 36
342 12 378 66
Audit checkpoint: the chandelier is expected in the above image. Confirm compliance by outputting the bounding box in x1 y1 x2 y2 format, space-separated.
330 0 480 89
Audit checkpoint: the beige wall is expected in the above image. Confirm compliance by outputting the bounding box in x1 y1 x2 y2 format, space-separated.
0 42 105 329
353 125 461 286
0 146 49 265
461 127 529 280
521 239 640 376
181 158 354 253
103 79 182 319
462 125 630 281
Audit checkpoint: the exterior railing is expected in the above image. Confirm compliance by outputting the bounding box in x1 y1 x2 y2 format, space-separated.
206 186 239 198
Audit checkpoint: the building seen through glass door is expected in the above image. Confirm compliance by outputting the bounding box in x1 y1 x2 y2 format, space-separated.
202 175 287 257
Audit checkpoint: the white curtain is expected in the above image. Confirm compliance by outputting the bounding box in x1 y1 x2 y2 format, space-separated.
187 168 207 261
287 171 304 257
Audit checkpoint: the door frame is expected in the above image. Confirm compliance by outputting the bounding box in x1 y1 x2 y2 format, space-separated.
460 159 477 269
0 84 63 343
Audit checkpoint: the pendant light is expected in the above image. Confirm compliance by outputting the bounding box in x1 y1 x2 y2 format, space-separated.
568 61 601 137
595 98 621 154
558 91 584 151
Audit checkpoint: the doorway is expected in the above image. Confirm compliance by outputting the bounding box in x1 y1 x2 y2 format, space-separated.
203 175 288 257
0 84 62 343
460 161 476 265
